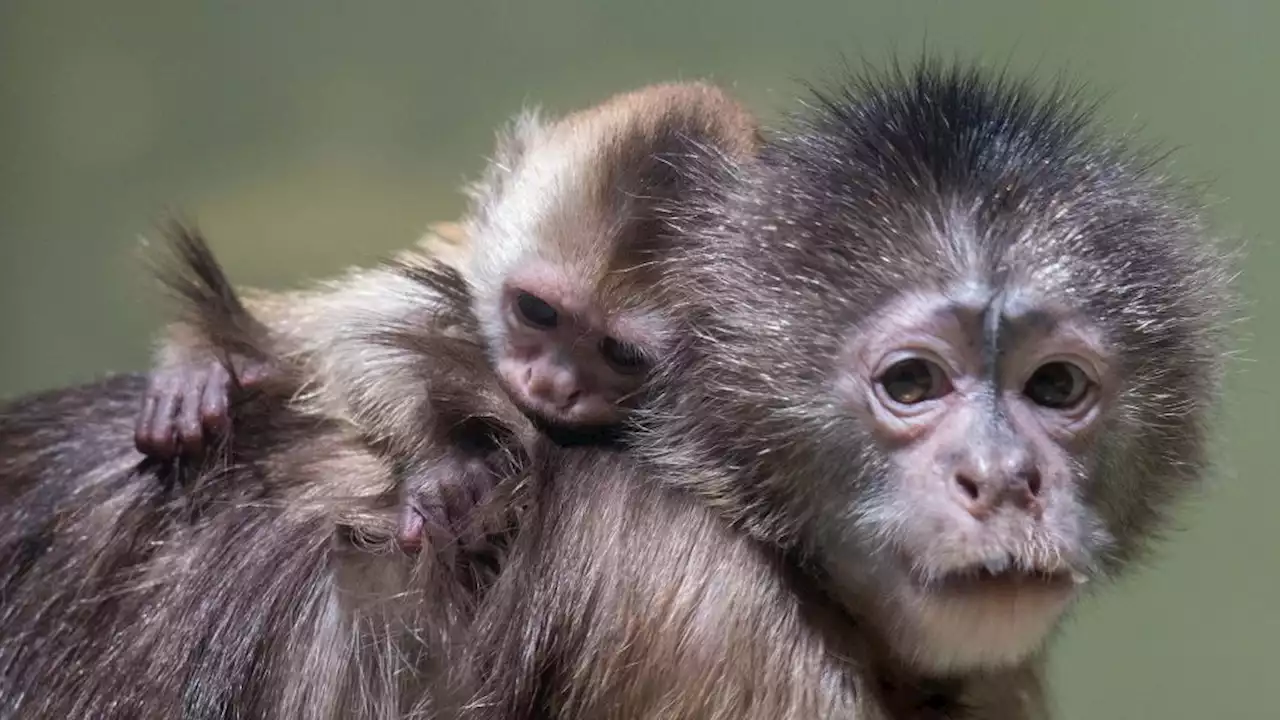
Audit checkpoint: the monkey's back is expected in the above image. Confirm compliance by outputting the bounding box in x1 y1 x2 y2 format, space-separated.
0 374 429 719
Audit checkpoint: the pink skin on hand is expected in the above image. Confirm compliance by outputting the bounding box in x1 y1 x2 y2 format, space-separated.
134 355 271 459
396 453 503 555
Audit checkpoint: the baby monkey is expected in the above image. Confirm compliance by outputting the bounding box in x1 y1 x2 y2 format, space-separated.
134 81 761 548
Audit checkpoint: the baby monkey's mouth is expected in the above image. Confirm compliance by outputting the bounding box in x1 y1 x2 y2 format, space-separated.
529 412 625 448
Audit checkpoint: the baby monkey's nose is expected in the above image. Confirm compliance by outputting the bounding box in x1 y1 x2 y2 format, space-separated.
527 364 583 410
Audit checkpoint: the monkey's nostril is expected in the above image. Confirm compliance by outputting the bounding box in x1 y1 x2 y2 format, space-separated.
1025 469 1043 497
955 473 980 502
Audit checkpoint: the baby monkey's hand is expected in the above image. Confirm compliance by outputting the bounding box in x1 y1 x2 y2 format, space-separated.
396 452 506 554
134 354 271 459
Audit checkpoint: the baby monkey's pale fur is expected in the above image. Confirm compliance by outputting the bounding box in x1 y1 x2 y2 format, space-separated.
135 81 760 540
0 60 1233 719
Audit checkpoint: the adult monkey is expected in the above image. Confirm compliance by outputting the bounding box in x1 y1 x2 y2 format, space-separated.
0 59 1233 719
462 59 1234 717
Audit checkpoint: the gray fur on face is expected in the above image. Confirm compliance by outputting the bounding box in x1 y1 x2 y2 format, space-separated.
0 60 1235 719
640 59 1234 666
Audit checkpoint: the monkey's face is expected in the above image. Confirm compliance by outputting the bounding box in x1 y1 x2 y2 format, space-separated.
828 284 1114 673
649 63 1231 677
667 236 1223 675
484 261 662 429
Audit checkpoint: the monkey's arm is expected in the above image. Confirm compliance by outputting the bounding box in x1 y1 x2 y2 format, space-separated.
136 222 473 459
136 277 376 458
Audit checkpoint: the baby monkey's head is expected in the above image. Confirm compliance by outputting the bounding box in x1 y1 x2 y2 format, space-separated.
462 82 760 429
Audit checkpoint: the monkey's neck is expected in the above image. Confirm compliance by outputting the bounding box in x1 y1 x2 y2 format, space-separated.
786 553 975 717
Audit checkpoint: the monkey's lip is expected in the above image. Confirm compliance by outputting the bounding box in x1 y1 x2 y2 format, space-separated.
927 564 1080 598
500 381 624 433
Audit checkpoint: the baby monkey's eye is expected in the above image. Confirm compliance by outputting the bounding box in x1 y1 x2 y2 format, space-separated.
878 358 950 405
1023 361 1090 410
600 337 648 375
516 292 559 329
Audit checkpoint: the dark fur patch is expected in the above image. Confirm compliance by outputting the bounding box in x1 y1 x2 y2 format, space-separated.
1 60 1228 719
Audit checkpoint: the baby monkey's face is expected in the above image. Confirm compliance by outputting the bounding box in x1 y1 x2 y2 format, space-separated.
491 265 659 428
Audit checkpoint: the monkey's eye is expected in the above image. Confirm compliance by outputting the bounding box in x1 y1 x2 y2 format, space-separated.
600 337 648 375
515 292 559 329
1024 362 1090 410
877 358 950 406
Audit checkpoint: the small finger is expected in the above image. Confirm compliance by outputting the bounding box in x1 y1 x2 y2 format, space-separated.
418 485 465 551
420 516 458 564
200 364 230 438
236 359 271 387
470 473 493 506
434 482 460 529
396 506 425 553
175 380 206 458
135 394 166 456
418 499 450 533
146 379 182 458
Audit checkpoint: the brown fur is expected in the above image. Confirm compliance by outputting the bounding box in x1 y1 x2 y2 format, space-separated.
0 374 427 718
0 228 532 718
0 383 1044 719
135 82 762 552
0 60 1231 720
464 445 1049 719
636 58 1233 692
139 81 760 459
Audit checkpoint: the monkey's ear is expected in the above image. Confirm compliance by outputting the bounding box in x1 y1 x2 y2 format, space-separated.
463 108 547 208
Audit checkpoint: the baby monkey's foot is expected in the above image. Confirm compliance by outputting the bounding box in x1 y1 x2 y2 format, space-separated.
134 355 271 459
396 454 500 554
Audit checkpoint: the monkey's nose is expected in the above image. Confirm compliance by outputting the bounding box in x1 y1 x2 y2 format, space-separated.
950 453 1042 520
528 367 582 411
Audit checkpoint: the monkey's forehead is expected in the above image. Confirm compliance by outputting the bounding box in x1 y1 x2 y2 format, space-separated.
856 277 1082 328
694 214 1210 362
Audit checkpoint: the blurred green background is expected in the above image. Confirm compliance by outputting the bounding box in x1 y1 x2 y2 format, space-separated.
1 1 1275 716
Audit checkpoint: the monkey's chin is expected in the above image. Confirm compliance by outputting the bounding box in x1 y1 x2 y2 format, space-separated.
530 414 625 448
893 569 1079 675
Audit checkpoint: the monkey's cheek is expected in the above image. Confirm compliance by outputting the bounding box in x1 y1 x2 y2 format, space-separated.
894 573 1078 674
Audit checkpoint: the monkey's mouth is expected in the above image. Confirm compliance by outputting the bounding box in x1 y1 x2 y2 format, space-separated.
894 557 1085 674
938 567 1074 594
918 556 1083 598
530 413 625 448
